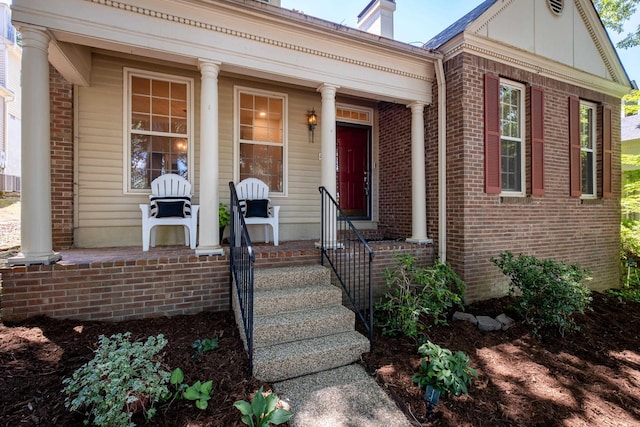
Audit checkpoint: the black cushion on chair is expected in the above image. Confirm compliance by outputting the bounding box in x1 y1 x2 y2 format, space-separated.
150 197 191 218
245 199 270 218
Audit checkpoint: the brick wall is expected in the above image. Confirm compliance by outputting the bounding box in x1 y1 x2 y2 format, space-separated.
445 52 621 302
378 52 621 302
50 65 74 250
1 243 430 322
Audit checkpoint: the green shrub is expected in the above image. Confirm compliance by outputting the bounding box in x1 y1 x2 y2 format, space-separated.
375 254 466 338
491 251 592 336
234 386 292 427
412 341 477 397
62 333 171 427
192 337 219 359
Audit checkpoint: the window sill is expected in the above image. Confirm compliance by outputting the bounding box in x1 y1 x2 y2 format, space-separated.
580 198 604 205
500 196 533 204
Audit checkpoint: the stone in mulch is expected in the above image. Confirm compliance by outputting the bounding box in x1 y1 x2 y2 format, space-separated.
453 312 516 331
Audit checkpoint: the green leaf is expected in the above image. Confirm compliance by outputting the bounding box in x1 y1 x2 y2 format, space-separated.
251 387 266 418
196 399 208 410
201 380 213 396
234 400 253 416
170 368 184 385
269 408 293 425
264 392 278 413
240 414 255 427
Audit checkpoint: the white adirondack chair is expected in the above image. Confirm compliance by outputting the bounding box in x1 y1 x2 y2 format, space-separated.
235 178 280 246
139 174 200 251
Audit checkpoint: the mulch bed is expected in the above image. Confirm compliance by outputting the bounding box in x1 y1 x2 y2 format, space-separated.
1 292 640 426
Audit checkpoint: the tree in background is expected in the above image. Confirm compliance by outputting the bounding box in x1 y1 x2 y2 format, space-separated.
593 0 640 48
623 89 640 115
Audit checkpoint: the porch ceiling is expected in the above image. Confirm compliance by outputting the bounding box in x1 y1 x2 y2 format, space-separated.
12 0 438 104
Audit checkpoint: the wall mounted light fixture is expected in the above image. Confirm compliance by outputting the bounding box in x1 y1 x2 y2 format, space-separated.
307 108 317 143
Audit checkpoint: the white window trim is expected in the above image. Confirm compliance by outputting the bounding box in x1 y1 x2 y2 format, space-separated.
233 85 288 197
499 79 526 197
122 68 195 194
580 100 597 199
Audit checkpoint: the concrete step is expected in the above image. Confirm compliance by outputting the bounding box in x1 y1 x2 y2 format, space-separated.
254 284 341 316
253 305 355 349
254 264 330 290
253 331 370 382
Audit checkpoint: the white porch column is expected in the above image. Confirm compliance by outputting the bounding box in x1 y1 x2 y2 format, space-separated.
195 60 224 256
406 102 431 244
318 84 340 246
9 27 60 266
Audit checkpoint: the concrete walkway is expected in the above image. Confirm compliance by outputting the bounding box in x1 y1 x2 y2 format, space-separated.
273 364 412 427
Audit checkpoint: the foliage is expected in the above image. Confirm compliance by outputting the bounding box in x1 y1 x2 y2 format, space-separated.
168 368 214 410
412 341 477 397
621 220 640 259
233 387 292 427
192 337 219 358
183 380 214 410
62 333 171 427
491 251 593 336
219 203 231 228
375 254 466 339
623 90 640 116
592 0 640 48
622 164 640 218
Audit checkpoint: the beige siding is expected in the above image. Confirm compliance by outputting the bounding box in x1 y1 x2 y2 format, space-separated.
77 54 378 247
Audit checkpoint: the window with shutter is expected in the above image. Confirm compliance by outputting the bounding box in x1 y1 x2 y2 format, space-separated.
569 97 582 197
484 74 526 196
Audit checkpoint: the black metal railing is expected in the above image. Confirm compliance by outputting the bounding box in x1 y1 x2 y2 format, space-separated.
229 182 255 372
319 186 375 349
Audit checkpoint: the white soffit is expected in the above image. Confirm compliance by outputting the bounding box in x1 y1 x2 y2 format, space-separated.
12 0 437 104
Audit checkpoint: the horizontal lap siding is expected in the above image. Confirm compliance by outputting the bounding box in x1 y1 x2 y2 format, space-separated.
77 55 367 247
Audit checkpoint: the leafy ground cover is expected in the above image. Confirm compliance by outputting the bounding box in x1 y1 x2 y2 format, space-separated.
1 292 639 426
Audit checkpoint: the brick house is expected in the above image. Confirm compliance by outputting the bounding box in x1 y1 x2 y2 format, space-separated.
0 0 633 322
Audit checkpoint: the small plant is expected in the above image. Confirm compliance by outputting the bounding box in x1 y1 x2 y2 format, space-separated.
62 333 171 427
168 368 214 410
219 202 231 228
234 386 292 427
192 337 219 358
412 340 477 397
491 251 592 336
375 254 466 338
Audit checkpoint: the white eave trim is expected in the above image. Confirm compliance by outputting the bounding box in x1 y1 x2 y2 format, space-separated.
440 33 631 98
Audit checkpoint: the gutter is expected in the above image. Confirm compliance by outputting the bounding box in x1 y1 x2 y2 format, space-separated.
435 57 447 263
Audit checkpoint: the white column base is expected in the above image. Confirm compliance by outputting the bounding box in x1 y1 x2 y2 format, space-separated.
8 252 62 266
406 237 433 245
195 246 225 257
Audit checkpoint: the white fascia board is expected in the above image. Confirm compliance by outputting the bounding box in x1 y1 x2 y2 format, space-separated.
439 33 631 98
48 40 91 86
13 0 435 104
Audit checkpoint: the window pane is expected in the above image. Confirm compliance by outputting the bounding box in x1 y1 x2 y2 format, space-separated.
240 143 283 192
501 139 521 192
128 72 191 190
580 106 593 149
582 151 594 195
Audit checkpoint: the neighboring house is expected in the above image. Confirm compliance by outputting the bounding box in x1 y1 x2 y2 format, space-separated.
1 0 632 321
0 2 20 193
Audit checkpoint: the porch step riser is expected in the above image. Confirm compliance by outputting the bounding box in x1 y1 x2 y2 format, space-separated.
253 305 355 349
253 331 370 382
253 285 341 316
254 265 330 290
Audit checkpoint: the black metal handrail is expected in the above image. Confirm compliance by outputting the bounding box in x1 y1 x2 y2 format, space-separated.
229 182 255 372
319 187 375 349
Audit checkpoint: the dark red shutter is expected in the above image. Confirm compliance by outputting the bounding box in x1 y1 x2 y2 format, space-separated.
484 73 501 194
569 96 581 198
531 86 545 196
603 105 612 199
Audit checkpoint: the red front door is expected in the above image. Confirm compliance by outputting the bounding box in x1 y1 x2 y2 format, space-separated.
336 124 370 218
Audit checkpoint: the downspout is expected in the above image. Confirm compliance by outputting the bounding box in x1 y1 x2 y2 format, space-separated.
435 57 447 263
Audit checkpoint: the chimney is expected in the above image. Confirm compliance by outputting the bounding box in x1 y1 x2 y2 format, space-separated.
357 0 396 39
